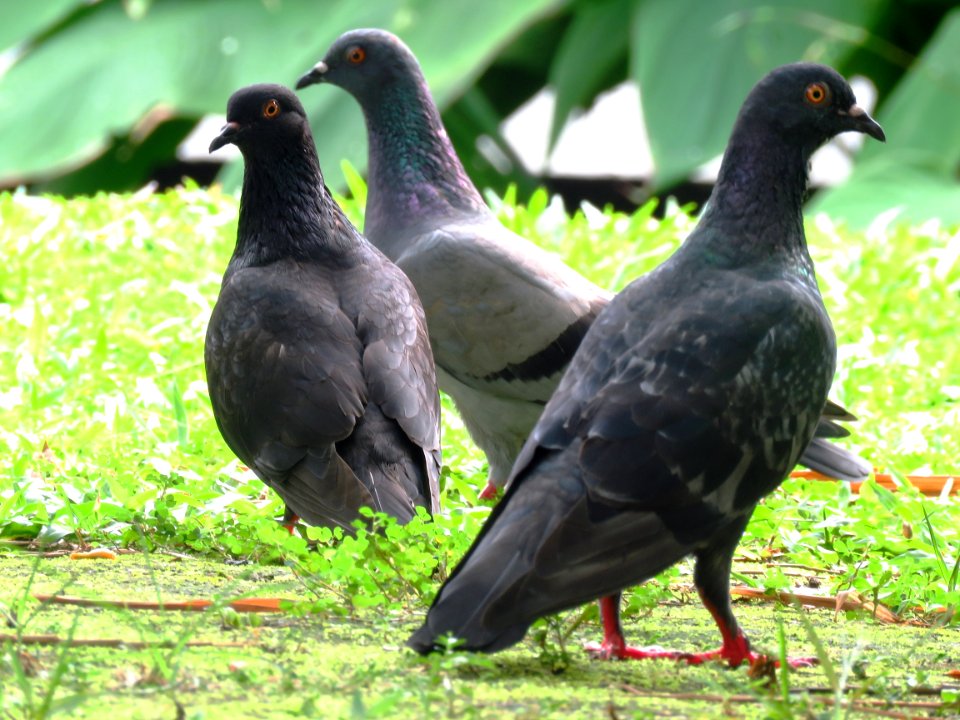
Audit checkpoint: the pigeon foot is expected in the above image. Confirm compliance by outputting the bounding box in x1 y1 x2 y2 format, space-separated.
478 481 500 500
583 629 816 668
281 509 300 535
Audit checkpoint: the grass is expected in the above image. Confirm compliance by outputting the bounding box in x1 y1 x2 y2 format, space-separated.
0 179 958 718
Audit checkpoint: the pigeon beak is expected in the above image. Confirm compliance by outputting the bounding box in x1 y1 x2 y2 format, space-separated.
296 61 328 90
209 121 241 153
841 104 885 142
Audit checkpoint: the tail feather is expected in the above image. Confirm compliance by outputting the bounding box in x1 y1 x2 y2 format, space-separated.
798 437 871 482
276 447 371 532
338 404 433 522
408 449 690 654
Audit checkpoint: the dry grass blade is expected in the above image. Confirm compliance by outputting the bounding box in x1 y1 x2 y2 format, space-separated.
790 470 959 496
0 633 250 649
33 593 289 613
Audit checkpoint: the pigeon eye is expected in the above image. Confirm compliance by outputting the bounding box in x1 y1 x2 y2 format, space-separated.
804 82 830 106
262 99 281 119
347 46 366 64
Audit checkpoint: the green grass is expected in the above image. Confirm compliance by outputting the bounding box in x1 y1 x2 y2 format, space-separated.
0 182 958 718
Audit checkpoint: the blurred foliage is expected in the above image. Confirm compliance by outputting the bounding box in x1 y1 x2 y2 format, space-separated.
0 0 958 225
0 185 957 619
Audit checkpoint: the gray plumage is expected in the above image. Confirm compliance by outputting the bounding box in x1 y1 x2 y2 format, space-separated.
409 63 884 659
206 84 441 532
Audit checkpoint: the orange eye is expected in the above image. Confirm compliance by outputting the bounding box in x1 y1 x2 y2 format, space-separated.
804 82 830 106
347 45 366 64
262 99 281 118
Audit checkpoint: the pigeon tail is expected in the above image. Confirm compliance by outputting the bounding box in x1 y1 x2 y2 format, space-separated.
797 437 871 481
337 404 434 523
409 449 689 654
274 446 370 533
407 471 572 654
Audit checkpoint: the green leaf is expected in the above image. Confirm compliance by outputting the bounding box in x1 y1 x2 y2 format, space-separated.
0 1 83 54
340 159 368 209
812 8 960 226
811 159 960 227
0 0 565 190
169 378 188 448
547 0 632 148
630 0 885 188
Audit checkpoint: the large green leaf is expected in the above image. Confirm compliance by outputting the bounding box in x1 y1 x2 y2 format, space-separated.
631 0 887 188
546 0 632 148
0 1 83 54
812 160 960 228
813 8 960 225
0 0 563 188
0 0 376 183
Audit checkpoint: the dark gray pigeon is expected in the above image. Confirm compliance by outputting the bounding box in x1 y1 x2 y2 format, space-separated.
206 83 441 533
297 30 869 497
408 63 884 666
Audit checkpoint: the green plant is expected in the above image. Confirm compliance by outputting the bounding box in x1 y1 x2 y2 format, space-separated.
2 3 958 224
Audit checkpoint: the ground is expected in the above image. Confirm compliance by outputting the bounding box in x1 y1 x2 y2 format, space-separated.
1 552 956 719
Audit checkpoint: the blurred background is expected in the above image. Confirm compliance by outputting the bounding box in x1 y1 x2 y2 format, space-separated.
0 0 957 226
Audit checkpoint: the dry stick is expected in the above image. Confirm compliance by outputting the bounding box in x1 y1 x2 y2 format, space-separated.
738 561 843 575
33 594 288 614
618 686 949 719
790 470 958 496
729 585 902 624
735 568 829 579
0 634 249 649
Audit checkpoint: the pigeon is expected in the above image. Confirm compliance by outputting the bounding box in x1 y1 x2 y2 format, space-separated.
296 30 869 498
206 83 441 533
296 29 610 497
407 63 884 666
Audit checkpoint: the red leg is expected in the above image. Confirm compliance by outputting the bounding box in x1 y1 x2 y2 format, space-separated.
584 593 681 660
679 592 755 666
584 520 819 668
689 528 818 669
679 593 815 668
583 591 814 667
478 481 500 500
584 595 628 658
281 507 299 535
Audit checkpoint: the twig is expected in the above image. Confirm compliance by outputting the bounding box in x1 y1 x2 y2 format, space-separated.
33 594 289 613
729 586 902 624
0 633 249 649
735 568 826 579
790 470 958 496
735 560 841 575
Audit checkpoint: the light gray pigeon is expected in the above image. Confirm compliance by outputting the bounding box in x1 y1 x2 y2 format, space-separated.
297 30 870 495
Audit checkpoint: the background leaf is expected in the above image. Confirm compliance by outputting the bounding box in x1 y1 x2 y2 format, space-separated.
0 1 83 54
0 0 565 190
546 0 631 149
630 0 886 188
812 7 960 226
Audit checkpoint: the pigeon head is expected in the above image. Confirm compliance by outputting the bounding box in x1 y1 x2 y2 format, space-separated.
209 84 311 157
296 29 422 101
736 63 884 150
